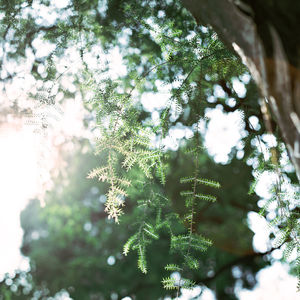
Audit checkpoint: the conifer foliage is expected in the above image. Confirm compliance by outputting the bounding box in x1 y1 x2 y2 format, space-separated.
86 77 165 221
0 0 299 296
84 31 225 287
71 5 300 292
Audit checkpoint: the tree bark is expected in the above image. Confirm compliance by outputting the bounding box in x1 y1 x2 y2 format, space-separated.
182 0 300 181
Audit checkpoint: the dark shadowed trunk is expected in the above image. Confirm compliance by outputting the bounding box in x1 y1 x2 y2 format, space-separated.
182 0 300 181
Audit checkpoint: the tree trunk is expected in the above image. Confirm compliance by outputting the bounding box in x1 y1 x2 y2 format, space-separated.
182 0 300 181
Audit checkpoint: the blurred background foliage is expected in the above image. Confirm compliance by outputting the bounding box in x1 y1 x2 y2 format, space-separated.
0 138 267 300
0 0 298 299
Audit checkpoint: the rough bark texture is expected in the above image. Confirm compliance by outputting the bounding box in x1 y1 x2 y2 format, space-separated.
182 0 300 181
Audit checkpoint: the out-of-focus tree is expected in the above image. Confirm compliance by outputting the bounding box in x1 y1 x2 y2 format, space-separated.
1 137 270 299
0 0 298 297
182 0 300 179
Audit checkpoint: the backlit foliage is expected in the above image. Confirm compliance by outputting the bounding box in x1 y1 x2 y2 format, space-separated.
0 0 299 296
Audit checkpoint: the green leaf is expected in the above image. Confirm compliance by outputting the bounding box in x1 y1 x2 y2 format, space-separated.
162 277 177 290
143 228 159 240
195 193 217 202
196 178 221 188
164 264 182 271
182 278 196 289
184 255 199 270
138 245 147 274
123 234 138 256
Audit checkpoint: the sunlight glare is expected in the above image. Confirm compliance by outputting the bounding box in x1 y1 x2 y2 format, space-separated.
0 125 39 275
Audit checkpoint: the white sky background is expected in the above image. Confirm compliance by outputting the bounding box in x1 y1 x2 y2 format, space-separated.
0 100 87 277
0 1 299 299
0 125 37 275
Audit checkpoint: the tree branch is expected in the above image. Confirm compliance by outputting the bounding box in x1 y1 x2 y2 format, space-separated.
181 0 300 180
197 246 276 285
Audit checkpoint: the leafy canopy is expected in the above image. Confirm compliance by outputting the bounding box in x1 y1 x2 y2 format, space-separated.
0 0 299 298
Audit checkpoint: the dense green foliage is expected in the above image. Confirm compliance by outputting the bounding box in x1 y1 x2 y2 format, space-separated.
0 139 266 299
0 0 299 299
